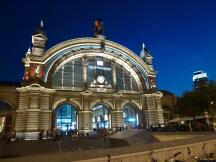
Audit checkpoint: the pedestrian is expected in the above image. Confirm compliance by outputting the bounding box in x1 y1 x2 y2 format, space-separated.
39 129 43 140
107 153 111 162
104 133 109 148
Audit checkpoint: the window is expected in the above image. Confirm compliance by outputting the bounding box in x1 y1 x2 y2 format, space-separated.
52 58 83 90
52 56 139 92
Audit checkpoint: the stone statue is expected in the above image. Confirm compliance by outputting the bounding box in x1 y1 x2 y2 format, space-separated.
94 20 104 37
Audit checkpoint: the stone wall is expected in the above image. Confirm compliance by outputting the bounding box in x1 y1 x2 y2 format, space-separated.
15 84 55 139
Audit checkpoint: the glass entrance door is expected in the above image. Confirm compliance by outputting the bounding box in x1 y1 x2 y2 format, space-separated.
56 104 77 131
92 104 109 129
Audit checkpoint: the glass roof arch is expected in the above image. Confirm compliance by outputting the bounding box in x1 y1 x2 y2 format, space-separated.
41 38 156 91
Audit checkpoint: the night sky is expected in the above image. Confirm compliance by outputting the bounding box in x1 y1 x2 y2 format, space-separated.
1 0 216 96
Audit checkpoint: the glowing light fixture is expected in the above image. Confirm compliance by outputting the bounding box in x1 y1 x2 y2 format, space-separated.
128 118 136 122
104 114 108 121
97 60 104 66
97 116 101 122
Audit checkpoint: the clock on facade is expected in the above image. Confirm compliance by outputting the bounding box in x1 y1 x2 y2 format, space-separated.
97 75 105 84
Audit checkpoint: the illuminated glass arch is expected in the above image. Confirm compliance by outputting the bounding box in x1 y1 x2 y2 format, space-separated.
52 57 83 90
51 54 140 92
43 38 154 90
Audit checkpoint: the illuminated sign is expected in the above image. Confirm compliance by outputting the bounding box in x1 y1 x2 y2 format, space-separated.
56 119 71 123
88 65 111 71
97 60 104 66
192 71 207 81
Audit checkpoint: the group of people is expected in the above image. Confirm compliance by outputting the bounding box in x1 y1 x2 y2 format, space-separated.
1 124 141 142
0 130 16 142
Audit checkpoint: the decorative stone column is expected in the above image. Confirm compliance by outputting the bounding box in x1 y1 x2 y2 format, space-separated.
111 111 123 129
82 96 90 111
15 84 55 139
144 94 156 128
39 93 53 131
82 56 88 89
144 92 164 128
137 109 146 128
111 93 123 129
78 111 92 135
138 96 147 128
111 60 116 89
155 92 164 127
14 92 28 134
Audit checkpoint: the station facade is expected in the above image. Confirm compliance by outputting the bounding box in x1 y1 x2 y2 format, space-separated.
0 21 164 139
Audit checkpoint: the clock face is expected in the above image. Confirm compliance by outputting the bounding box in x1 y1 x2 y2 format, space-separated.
97 75 105 84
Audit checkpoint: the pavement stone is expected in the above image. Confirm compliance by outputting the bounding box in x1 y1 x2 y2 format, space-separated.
0 131 216 162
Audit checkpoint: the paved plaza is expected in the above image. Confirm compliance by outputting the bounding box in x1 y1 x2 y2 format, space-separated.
0 130 216 162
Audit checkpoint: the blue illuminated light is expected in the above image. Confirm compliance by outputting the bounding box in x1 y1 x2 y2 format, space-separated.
128 118 136 122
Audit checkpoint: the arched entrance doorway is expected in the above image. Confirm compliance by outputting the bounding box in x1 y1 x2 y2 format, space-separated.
0 101 13 133
92 104 110 130
123 103 139 128
55 103 77 132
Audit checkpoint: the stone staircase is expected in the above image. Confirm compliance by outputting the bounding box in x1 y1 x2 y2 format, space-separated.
110 128 142 139
110 128 158 145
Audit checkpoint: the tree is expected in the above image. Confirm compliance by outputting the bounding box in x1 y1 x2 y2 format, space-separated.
176 80 216 116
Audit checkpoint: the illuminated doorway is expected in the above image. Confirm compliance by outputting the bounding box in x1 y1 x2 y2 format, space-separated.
123 103 139 127
92 104 110 129
0 101 13 133
55 104 77 131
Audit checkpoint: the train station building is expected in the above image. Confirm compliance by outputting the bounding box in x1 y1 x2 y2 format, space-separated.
0 20 164 139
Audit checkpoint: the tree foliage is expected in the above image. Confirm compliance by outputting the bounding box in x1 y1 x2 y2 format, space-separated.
176 80 216 116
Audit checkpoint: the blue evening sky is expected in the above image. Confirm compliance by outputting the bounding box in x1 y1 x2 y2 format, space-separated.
1 0 216 96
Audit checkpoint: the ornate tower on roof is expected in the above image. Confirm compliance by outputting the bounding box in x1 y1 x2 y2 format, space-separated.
140 43 154 71
32 20 47 56
21 21 46 86
140 43 156 89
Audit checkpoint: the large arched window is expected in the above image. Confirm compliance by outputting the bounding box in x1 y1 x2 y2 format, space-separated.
52 56 139 92
116 64 139 91
52 58 83 90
